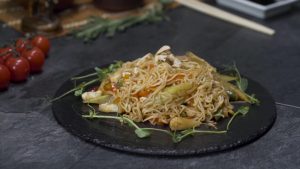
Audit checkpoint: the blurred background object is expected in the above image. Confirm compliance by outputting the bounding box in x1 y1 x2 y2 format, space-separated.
21 0 63 35
216 0 299 19
15 0 75 12
249 0 275 5
2 0 297 39
176 0 274 35
0 0 168 38
94 0 144 11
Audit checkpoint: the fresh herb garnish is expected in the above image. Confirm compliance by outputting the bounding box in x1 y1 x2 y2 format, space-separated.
229 62 248 92
51 79 99 102
71 61 123 81
74 87 84 96
82 105 249 143
51 61 123 102
71 61 123 95
74 2 167 42
83 107 153 139
173 128 227 143
227 106 250 130
214 109 225 120
224 63 260 105
247 94 259 105
134 129 151 138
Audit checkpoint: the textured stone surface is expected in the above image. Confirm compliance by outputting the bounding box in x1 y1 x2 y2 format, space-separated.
72 106 300 169
1 2 300 169
1 105 299 169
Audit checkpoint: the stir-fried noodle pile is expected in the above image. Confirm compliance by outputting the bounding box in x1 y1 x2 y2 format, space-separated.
82 46 235 130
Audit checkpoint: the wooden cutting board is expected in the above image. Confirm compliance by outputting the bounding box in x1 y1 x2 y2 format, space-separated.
0 0 170 37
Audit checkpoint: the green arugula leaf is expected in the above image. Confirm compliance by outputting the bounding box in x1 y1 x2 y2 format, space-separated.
172 133 183 143
223 63 260 104
82 108 227 143
237 78 248 92
236 106 250 115
94 61 123 80
74 88 83 96
214 109 225 120
227 106 250 130
180 128 194 135
123 118 134 127
172 128 226 143
248 94 260 105
230 63 248 92
94 67 107 80
134 129 151 138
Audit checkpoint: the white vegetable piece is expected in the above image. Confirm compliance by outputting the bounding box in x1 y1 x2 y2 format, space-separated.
133 67 139 74
137 53 153 65
99 103 120 113
172 58 182 68
154 45 182 68
109 69 122 83
82 91 102 102
156 45 171 55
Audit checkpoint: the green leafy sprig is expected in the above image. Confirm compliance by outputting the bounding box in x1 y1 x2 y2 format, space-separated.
74 2 167 42
225 63 260 105
83 104 170 139
51 78 99 102
226 106 249 130
82 104 250 143
51 61 123 102
232 62 248 92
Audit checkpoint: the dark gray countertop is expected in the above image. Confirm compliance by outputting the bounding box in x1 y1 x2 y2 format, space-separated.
1 2 300 169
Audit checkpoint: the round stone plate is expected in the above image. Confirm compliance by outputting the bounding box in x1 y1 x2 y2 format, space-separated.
52 68 276 156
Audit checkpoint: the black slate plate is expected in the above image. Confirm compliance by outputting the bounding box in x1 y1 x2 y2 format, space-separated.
52 68 276 156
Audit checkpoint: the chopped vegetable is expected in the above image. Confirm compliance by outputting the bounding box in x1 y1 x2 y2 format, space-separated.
156 83 193 104
222 81 251 103
169 117 201 131
99 103 121 113
185 52 216 72
82 91 111 104
223 63 260 104
216 73 237 82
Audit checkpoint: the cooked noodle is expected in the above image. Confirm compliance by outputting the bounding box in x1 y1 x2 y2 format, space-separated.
83 46 234 130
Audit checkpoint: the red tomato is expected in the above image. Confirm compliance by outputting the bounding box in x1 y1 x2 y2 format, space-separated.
22 47 45 73
0 64 11 90
0 47 13 64
31 36 50 55
16 38 30 53
5 57 30 82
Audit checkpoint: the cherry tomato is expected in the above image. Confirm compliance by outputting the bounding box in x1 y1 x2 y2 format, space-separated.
22 47 45 73
0 64 11 90
31 35 50 55
16 38 30 53
5 57 30 82
0 47 13 64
